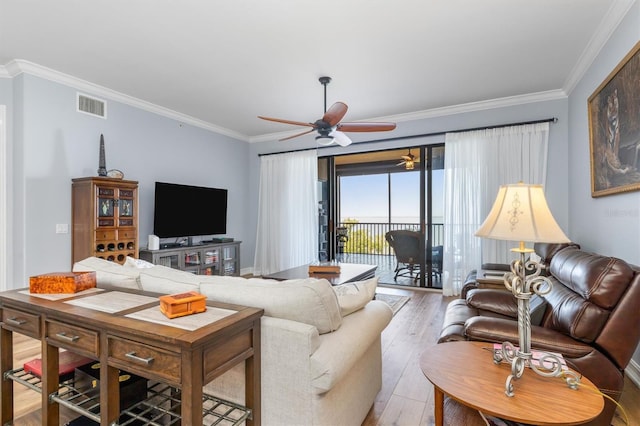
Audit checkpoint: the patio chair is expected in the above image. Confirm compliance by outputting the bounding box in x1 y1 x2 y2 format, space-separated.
385 230 422 284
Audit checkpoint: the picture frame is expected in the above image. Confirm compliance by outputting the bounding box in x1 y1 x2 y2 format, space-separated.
588 40 640 197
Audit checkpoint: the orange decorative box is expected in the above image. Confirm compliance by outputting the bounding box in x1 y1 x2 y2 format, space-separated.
308 261 341 274
29 271 96 294
159 291 207 319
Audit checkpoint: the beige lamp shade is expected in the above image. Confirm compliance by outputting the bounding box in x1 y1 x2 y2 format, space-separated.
475 183 570 243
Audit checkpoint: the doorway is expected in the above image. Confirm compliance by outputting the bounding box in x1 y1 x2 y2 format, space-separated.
319 144 444 288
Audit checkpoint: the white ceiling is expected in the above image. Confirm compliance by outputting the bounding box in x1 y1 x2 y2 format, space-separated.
0 0 634 142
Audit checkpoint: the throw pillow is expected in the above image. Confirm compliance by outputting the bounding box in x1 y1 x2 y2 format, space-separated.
72 257 141 290
333 277 378 316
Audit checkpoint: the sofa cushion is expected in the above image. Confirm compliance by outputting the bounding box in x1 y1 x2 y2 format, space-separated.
550 247 633 309
199 276 342 334
138 265 201 294
72 257 141 290
332 277 378 316
466 289 518 318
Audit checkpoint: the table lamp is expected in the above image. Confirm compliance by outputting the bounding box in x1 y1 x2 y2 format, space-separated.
475 183 580 396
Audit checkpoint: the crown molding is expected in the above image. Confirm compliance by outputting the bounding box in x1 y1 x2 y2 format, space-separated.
563 0 637 95
382 90 567 123
0 59 250 142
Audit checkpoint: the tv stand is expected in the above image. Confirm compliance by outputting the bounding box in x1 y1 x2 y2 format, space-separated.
140 241 241 276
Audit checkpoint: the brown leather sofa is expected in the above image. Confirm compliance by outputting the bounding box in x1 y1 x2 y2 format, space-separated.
438 244 640 426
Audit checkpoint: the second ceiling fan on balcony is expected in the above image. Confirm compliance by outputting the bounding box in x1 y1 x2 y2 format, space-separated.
258 76 396 146
398 149 419 170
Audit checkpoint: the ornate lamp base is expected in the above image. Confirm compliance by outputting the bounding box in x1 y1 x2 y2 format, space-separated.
493 246 581 396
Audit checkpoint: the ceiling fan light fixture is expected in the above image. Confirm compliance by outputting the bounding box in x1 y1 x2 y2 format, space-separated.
316 135 335 146
330 130 352 147
405 160 415 170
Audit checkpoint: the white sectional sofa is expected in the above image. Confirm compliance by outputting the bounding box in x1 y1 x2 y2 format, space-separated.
73 257 393 426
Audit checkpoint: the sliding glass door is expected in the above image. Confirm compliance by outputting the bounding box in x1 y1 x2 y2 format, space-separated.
322 144 444 288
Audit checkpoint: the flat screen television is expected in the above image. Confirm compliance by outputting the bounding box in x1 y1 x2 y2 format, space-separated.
153 182 227 238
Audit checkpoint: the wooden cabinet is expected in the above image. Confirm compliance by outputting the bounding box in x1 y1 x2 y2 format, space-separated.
72 177 139 265
139 241 241 276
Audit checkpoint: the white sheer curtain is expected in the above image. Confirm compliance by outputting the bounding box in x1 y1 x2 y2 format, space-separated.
442 123 549 296
253 149 319 276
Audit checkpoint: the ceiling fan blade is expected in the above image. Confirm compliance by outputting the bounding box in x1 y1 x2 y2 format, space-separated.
258 116 315 128
396 161 406 166
280 128 315 141
322 102 348 126
337 122 396 132
330 130 352 147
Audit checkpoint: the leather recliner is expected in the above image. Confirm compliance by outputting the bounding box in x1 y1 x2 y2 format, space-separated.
438 244 640 426
459 242 580 298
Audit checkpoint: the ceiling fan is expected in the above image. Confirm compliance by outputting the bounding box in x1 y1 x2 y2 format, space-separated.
258 76 396 146
397 149 419 170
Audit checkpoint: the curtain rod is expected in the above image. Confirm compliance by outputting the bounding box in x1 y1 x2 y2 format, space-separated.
258 117 558 157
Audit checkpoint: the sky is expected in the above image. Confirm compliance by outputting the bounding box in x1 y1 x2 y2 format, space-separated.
339 170 444 222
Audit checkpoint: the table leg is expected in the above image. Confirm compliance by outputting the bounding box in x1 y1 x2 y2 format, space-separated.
434 386 444 426
0 328 14 425
182 350 203 426
42 342 60 425
246 319 261 426
100 364 120 425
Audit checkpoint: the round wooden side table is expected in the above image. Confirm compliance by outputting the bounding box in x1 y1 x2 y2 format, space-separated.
420 341 604 426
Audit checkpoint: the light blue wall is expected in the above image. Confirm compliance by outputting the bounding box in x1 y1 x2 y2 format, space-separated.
2 74 250 286
0 79 12 105
568 2 640 261
568 1 640 363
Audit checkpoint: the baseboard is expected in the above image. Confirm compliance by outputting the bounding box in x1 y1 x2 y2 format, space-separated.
626 358 640 388
240 267 254 277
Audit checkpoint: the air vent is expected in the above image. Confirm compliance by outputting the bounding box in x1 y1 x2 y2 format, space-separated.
77 93 107 119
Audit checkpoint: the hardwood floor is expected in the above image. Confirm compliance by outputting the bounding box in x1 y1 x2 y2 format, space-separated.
6 287 640 425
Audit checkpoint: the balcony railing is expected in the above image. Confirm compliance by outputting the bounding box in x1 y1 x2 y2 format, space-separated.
337 222 444 255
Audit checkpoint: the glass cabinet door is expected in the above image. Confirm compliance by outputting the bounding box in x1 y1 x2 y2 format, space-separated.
222 246 237 275
202 250 220 275
158 253 179 269
97 187 115 227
